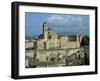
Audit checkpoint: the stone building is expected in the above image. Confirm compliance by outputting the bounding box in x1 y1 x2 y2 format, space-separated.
34 22 82 50
25 39 35 49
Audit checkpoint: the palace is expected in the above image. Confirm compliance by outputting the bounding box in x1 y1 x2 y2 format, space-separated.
33 22 82 50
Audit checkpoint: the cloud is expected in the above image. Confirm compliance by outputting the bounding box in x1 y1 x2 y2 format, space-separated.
47 14 89 35
48 15 69 25
47 14 84 27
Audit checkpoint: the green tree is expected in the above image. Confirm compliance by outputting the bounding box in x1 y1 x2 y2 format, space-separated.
81 35 89 46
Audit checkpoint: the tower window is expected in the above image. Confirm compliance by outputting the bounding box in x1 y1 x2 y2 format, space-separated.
45 29 46 31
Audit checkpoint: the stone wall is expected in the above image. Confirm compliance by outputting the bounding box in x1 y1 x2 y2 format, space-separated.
36 39 45 49
55 36 80 49
25 41 34 49
26 49 81 61
59 36 68 49
66 42 80 49
47 39 59 49
34 36 80 49
25 34 82 50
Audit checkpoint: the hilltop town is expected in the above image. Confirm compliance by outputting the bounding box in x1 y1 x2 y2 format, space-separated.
25 22 89 68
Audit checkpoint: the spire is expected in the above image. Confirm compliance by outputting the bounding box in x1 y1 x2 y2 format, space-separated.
43 22 47 24
43 22 48 27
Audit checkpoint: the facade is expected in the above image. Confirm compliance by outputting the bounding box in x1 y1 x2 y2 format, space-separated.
34 22 82 50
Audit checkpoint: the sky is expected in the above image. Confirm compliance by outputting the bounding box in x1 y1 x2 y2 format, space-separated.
25 12 89 37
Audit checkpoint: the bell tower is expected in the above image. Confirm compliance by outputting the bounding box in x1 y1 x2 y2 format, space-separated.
43 22 48 40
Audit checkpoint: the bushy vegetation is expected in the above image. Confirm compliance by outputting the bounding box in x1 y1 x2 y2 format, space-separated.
81 35 89 46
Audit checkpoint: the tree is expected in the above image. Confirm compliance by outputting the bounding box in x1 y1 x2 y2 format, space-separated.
81 35 89 46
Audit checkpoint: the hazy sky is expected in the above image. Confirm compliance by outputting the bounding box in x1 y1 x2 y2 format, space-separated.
25 12 89 37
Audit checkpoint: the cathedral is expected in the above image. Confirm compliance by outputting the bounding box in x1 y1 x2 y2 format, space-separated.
34 22 82 50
